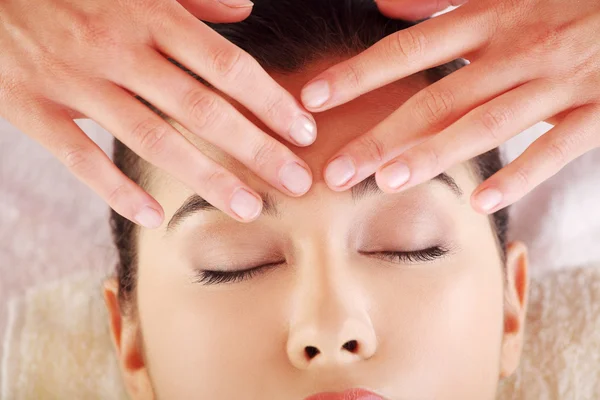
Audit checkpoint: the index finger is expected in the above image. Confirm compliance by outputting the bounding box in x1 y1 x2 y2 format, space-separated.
300 7 486 112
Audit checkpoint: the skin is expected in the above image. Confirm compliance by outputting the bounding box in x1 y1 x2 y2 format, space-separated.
0 0 315 228
104 63 529 400
304 0 600 216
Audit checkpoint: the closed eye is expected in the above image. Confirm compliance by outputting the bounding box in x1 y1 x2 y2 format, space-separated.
360 246 449 263
193 261 284 286
193 246 449 286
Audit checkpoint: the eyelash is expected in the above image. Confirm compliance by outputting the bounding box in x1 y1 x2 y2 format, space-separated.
194 246 449 286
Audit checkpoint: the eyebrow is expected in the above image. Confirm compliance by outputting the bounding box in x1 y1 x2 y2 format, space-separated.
165 173 463 234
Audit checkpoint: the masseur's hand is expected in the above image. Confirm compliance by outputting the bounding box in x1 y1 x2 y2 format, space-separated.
0 0 316 228
301 0 600 214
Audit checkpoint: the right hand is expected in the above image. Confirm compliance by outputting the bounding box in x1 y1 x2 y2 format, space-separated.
0 0 316 228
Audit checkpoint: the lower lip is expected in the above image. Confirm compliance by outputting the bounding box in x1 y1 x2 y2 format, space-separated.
304 388 384 400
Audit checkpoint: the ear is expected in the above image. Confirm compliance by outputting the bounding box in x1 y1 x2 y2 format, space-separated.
499 241 529 378
103 278 154 399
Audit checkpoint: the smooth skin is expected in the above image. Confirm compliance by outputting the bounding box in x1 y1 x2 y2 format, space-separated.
303 0 600 214
0 0 316 228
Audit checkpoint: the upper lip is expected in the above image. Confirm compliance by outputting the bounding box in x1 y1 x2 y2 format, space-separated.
303 388 387 400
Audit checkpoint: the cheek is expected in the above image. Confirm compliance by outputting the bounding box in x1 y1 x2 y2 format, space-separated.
136 260 289 397
376 257 504 396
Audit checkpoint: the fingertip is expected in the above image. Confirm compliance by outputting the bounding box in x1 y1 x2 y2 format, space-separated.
289 115 318 147
279 162 313 196
134 205 165 229
324 156 356 189
471 186 504 214
301 79 332 111
229 187 263 221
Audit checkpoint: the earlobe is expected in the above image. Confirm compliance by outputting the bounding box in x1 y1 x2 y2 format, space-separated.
499 241 529 378
103 279 153 399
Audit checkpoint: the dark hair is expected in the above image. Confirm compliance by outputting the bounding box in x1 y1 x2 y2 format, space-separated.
110 0 509 312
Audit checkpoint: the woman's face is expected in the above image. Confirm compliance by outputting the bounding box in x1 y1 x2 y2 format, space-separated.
104 64 529 400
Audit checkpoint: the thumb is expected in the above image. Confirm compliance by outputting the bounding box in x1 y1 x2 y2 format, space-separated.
176 0 254 23
375 0 468 20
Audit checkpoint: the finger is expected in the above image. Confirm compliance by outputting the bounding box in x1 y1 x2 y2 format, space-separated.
73 82 265 223
471 105 600 214
300 6 487 111
376 0 468 20
148 10 317 146
7 103 165 229
375 79 573 193
176 0 254 23
111 49 313 197
321 59 530 191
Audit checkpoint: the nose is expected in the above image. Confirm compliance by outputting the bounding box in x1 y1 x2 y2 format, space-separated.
286 276 378 369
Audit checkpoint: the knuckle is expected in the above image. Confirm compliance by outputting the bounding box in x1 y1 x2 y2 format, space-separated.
262 92 287 123
389 26 427 60
341 62 364 91
184 91 223 131
203 168 228 188
131 119 171 157
62 144 94 174
414 88 455 126
199 168 230 201
210 46 249 81
106 183 129 209
480 106 513 141
544 135 576 166
528 26 563 55
511 165 531 192
420 146 442 175
71 12 120 50
250 139 279 171
356 133 386 163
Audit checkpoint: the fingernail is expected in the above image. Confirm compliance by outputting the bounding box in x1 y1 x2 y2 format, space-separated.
325 156 356 187
301 79 331 109
279 162 312 194
230 188 262 220
134 206 163 229
475 188 503 211
218 0 254 8
289 115 317 146
379 161 410 189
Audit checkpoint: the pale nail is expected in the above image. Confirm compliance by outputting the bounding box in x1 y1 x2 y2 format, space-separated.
230 188 262 220
218 0 254 8
379 161 410 189
325 156 356 187
475 188 503 211
289 115 317 146
134 206 163 229
301 79 331 109
279 162 312 194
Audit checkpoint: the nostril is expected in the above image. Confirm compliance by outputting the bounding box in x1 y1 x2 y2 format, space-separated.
305 346 320 359
342 340 358 353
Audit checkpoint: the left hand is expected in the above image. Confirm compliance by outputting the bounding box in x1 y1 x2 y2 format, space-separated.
300 0 600 214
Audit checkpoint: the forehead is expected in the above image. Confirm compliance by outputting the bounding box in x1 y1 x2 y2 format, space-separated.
162 61 447 190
